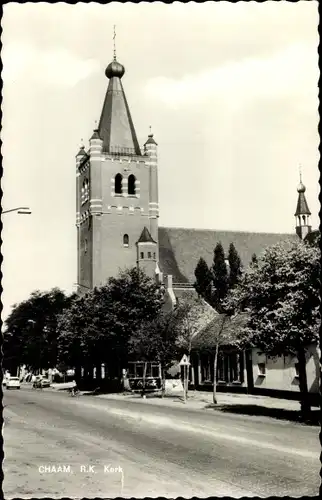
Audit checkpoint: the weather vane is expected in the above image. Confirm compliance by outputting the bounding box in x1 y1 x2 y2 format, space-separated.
113 25 116 61
149 125 152 135
299 163 302 183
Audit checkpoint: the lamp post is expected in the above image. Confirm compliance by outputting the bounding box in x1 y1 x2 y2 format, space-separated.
2 207 32 215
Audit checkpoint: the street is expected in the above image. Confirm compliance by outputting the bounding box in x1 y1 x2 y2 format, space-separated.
3 386 320 498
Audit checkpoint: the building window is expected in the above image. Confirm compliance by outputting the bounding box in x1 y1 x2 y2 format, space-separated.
153 252 156 259
140 252 144 259
258 363 266 376
294 362 300 378
84 239 88 253
82 179 89 204
128 174 136 195
123 234 129 247
201 355 212 382
115 173 123 194
148 251 151 258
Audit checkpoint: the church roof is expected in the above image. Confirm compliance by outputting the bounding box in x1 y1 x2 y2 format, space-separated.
158 226 298 284
98 59 141 156
295 192 311 216
192 313 249 351
137 226 156 244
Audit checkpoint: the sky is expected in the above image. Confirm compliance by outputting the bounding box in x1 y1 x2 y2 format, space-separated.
1 1 320 321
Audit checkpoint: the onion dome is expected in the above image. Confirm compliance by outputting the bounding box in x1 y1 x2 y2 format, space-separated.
297 181 306 193
105 60 125 79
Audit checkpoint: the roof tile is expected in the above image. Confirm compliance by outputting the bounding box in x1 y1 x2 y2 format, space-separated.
158 226 297 283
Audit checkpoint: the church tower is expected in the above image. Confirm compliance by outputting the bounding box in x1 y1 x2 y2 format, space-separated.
295 174 312 240
76 50 159 291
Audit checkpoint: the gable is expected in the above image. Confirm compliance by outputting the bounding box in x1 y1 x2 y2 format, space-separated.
158 226 298 284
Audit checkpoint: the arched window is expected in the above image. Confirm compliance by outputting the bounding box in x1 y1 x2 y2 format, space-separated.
115 174 123 195
128 174 136 195
82 179 89 204
84 239 88 253
302 215 306 225
123 234 129 247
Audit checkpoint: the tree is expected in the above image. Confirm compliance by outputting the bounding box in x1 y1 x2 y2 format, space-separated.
250 253 258 267
3 288 75 373
206 242 243 403
194 257 212 304
128 307 187 397
212 242 229 312
192 312 248 403
57 267 164 382
57 292 97 377
227 239 320 418
175 293 217 399
228 243 242 288
210 242 233 403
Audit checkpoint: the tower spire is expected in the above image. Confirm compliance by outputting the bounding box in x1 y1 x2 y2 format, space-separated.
295 168 312 240
98 33 141 155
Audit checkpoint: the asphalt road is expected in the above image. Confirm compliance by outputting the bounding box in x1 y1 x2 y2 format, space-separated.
3 386 320 498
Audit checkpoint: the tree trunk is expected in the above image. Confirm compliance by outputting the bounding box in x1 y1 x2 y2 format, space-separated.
141 361 147 398
185 360 190 400
161 366 166 398
185 352 191 400
297 347 311 419
213 343 219 405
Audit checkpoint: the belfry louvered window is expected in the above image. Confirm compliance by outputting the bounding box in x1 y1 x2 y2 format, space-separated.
82 179 89 205
128 174 136 195
115 174 123 195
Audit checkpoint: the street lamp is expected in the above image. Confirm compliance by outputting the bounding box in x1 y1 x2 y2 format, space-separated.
2 206 32 215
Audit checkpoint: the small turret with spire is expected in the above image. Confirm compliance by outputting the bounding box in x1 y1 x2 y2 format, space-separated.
295 165 312 240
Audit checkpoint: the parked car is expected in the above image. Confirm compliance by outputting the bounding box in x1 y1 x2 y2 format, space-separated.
3 373 12 386
6 377 20 390
32 375 50 388
40 378 51 388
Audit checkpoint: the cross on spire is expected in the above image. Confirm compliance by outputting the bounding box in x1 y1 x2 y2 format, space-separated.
113 25 116 61
149 125 152 135
299 163 302 183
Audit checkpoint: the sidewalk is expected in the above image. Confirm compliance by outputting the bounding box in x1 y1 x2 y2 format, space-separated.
24 380 318 425
95 390 301 411
91 390 319 426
